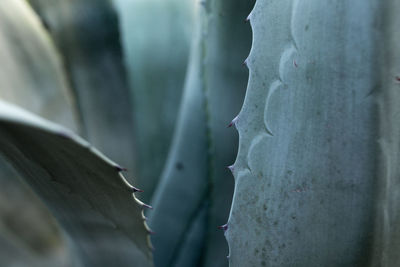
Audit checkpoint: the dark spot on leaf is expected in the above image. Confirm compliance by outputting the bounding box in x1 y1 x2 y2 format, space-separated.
175 162 184 170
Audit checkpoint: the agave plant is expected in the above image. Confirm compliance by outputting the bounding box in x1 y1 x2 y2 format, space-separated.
0 0 250 265
1 0 399 266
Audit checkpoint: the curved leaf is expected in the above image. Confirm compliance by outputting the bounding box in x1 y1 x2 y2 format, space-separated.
0 101 153 267
148 0 253 265
29 0 137 182
227 0 400 266
0 0 78 131
114 0 194 200
0 2 79 265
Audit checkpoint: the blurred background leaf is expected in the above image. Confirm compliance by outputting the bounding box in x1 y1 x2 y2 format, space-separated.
0 0 252 266
0 1 79 265
113 0 195 201
0 100 153 266
29 0 138 185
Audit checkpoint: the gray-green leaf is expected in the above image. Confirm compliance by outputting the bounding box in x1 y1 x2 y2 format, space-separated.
227 0 400 266
0 100 153 267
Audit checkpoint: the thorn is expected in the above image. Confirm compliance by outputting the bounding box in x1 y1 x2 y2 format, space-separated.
142 203 153 209
218 224 228 231
227 116 239 128
129 186 143 193
135 187 144 193
293 59 298 68
242 58 248 67
227 255 230 259
115 165 128 172
227 165 234 172
245 15 250 23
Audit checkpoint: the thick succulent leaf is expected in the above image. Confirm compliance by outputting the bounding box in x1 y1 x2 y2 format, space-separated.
0 1 78 264
0 156 71 266
200 1 254 266
0 101 153 267
29 0 137 183
113 0 194 201
148 17 209 265
227 0 400 266
371 2 400 265
0 225 51 267
148 0 252 266
0 0 78 131
0 213 72 267
172 204 208 267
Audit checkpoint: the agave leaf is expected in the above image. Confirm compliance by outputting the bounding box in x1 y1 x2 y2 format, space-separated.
0 1 79 264
172 203 208 267
0 224 49 267
199 1 254 266
0 0 78 131
113 0 194 201
148 0 252 265
28 0 137 183
227 0 400 266
0 156 71 266
148 17 209 264
0 100 153 267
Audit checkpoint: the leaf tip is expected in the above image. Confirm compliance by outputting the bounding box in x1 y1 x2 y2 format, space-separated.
227 115 239 128
242 58 248 67
227 165 234 172
130 186 143 193
115 165 128 172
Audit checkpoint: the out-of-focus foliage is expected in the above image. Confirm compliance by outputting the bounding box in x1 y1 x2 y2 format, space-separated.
0 100 153 266
29 0 138 185
2 0 396 266
113 0 195 201
1 0 247 265
0 0 152 266
0 156 70 267
0 0 78 131
0 1 77 266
